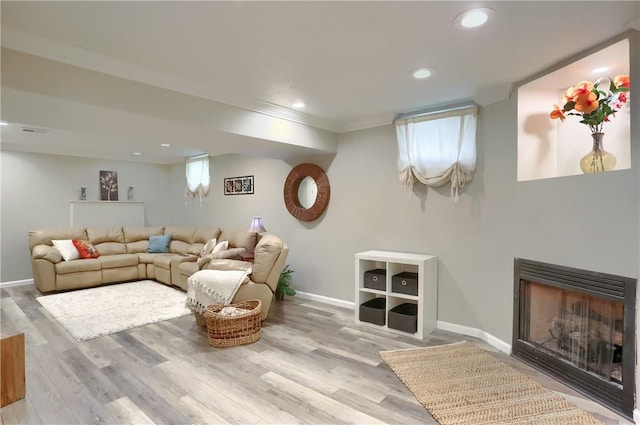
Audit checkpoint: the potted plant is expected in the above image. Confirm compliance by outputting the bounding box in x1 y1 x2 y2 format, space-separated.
276 265 295 301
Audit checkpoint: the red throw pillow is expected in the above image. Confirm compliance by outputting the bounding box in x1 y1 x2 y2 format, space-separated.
72 239 101 259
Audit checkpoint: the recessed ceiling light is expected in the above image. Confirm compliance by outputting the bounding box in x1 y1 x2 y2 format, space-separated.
0 122 8 126
454 8 495 29
292 101 306 109
133 152 142 155
411 68 436 80
592 66 609 74
160 143 171 147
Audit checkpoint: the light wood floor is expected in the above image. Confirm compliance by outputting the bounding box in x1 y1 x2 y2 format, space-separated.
0 284 633 425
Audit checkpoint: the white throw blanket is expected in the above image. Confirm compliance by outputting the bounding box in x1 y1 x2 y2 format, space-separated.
186 268 251 314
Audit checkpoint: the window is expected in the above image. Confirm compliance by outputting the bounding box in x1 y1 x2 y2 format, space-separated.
395 104 477 202
185 154 210 201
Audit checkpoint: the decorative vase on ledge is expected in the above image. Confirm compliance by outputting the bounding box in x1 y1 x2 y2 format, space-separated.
580 132 616 174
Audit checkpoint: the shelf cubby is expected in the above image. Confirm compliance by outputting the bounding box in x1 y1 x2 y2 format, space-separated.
355 250 438 339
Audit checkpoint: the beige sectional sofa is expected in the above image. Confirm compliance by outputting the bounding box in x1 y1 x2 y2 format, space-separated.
28 226 289 319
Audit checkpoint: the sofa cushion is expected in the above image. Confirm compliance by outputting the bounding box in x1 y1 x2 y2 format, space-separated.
123 226 164 243
212 247 246 260
164 226 195 243
251 234 284 283
162 226 195 254
178 261 200 276
87 227 127 255
72 239 101 259
52 239 81 261
169 240 191 255
87 227 125 244
94 242 127 255
55 258 101 274
138 253 172 264
153 255 174 269
29 228 88 250
124 226 165 253
126 240 149 254
148 234 172 253
99 254 139 269
192 227 221 244
218 230 257 251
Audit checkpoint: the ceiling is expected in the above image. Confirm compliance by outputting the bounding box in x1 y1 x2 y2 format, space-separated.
1 1 638 164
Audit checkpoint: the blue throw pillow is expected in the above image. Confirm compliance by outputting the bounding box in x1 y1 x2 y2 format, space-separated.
147 234 172 253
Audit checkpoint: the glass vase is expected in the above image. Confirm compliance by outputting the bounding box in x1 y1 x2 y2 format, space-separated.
580 132 616 174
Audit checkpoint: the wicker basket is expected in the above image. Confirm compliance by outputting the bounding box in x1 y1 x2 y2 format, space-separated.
204 300 262 347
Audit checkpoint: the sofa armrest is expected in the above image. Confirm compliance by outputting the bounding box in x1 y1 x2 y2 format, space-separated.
170 254 198 285
31 245 62 263
175 254 197 263
251 234 288 292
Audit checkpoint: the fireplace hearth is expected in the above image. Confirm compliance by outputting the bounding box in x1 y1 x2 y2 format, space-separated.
512 259 636 419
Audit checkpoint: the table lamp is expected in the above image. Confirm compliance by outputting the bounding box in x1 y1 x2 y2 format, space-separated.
249 216 267 233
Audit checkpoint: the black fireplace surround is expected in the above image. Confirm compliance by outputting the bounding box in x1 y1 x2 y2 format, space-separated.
513 258 636 419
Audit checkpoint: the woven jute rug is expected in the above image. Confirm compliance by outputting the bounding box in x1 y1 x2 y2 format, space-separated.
380 341 602 425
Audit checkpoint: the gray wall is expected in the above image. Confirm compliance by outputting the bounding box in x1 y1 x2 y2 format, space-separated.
166 94 639 344
2 87 638 347
0 151 173 281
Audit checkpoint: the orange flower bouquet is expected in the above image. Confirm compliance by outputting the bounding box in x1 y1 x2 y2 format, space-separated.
550 74 630 134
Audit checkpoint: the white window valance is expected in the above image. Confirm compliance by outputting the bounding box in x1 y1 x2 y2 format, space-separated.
185 155 210 201
395 105 478 202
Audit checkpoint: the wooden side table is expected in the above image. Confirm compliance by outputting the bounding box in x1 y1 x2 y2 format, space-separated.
0 328 26 407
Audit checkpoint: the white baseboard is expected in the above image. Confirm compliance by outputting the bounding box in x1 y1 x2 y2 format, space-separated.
295 291 355 310
294 291 511 354
436 320 511 354
0 278 34 289
633 408 639 424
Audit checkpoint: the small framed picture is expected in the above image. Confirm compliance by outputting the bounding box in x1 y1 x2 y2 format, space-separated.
224 175 254 195
99 170 119 201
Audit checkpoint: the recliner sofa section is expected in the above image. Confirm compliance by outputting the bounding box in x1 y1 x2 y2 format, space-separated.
28 225 257 293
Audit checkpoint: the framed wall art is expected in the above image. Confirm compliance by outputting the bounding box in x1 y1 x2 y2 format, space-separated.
99 170 119 201
224 175 254 195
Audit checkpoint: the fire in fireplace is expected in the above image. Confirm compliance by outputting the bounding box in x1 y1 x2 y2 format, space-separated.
512 259 636 419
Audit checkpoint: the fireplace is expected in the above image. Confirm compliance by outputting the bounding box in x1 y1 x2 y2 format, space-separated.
512 258 636 419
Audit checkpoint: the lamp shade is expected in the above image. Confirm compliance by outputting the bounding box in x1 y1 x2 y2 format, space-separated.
249 216 267 233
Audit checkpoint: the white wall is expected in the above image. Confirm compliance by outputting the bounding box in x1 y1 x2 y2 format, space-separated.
518 87 631 180
517 87 559 180
0 151 172 282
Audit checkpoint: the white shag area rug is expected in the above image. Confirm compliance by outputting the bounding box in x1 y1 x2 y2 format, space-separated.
37 280 192 342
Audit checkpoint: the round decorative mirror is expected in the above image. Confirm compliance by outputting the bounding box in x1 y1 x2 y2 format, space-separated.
297 176 318 209
283 163 330 222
